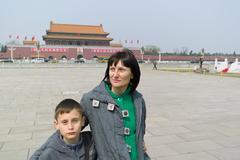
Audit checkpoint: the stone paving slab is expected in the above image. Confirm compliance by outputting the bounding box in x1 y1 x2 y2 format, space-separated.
167 140 223 154
0 63 240 160
155 152 219 160
207 147 240 160
0 149 29 160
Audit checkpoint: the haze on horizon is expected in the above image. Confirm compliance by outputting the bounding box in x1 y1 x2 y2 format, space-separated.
1 0 240 54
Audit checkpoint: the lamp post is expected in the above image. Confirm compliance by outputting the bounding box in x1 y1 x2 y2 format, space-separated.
201 48 205 55
158 51 161 63
36 42 40 59
140 48 144 61
8 46 16 61
199 48 205 72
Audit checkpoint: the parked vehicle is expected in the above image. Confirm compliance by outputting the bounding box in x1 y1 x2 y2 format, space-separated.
31 58 45 63
138 60 145 63
0 59 14 63
75 58 86 63
98 56 109 63
190 60 199 63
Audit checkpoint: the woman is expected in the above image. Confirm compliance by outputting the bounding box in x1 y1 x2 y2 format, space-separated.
80 50 150 160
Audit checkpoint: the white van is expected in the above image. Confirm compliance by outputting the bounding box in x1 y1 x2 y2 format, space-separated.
31 58 45 63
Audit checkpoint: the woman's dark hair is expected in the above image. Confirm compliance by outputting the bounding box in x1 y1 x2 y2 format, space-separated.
103 49 141 92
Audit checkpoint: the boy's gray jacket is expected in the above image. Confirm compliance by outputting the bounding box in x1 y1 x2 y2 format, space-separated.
30 131 97 160
80 81 150 160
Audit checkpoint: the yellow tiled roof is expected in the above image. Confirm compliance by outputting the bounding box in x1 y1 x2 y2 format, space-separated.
48 21 108 34
43 35 113 41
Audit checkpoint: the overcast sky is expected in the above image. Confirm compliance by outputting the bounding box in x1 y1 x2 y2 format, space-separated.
1 0 240 53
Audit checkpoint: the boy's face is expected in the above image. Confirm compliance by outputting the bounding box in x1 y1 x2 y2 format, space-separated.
54 108 85 144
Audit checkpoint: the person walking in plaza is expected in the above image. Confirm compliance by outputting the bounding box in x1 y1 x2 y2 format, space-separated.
199 55 204 72
152 61 157 70
80 50 150 160
30 99 97 160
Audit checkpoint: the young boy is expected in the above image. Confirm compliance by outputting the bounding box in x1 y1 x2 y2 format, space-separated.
30 98 97 160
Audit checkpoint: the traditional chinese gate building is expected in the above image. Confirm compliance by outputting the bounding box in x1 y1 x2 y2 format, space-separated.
42 21 113 46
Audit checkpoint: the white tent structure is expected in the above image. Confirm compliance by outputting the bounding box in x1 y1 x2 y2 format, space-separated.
214 58 229 72
228 58 240 73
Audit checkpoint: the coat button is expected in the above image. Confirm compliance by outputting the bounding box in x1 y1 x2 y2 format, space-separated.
124 127 130 135
122 110 129 117
127 145 131 153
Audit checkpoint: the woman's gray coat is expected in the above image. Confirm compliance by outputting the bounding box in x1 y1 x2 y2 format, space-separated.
80 81 150 160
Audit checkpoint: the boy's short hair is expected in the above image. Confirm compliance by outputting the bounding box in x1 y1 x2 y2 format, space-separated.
54 99 83 120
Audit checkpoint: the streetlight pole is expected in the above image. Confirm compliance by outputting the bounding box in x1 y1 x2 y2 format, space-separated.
140 48 144 61
158 51 161 63
8 46 16 61
36 42 40 59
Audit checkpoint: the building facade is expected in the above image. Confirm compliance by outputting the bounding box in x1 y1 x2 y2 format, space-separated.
1 45 143 61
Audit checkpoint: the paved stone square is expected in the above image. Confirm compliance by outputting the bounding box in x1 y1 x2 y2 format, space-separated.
0 63 240 160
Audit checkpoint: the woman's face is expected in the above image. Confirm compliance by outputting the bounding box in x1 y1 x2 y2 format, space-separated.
109 60 133 94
